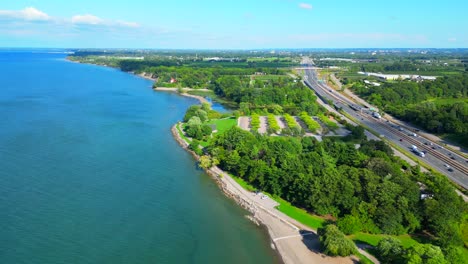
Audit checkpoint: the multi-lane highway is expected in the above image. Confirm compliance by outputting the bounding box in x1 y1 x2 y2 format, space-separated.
302 64 468 190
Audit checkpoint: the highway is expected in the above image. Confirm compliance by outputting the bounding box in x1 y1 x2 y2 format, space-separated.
301 63 468 190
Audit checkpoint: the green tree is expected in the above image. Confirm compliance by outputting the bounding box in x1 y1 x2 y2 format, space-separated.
405 244 447 264
318 225 356 257
376 237 404 264
337 215 362 235
199 155 212 169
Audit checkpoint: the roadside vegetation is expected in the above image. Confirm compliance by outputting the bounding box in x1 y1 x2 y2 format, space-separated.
350 75 468 147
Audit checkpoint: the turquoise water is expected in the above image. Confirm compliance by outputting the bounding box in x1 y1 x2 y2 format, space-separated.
0 51 278 264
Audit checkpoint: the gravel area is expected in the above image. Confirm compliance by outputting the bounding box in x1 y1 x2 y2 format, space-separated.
238 116 250 131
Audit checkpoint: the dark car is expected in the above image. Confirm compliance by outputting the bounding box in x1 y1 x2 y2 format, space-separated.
448 168 454 172
451 156 456 160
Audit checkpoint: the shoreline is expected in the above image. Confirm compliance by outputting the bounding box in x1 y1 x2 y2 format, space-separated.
67 58 210 105
135 72 211 104
171 123 367 264
153 87 210 104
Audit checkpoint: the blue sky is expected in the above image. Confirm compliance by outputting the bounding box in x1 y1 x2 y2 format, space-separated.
0 0 466 49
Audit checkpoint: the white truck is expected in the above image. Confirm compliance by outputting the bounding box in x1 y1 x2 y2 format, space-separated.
411 145 425 157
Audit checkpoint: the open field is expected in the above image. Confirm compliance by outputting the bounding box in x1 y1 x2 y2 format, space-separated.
206 117 237 134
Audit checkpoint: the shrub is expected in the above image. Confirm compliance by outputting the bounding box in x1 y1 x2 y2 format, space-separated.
376 237 404 264
318 224 356 257
284 114 299 130
299 111 321 133
318 113 339 131
250 114 260 131
267 114 280 133
337 215 362 235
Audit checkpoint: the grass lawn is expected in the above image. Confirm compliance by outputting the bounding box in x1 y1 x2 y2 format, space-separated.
274 197 325 230
230 174 256 192
228 173 325 230
176 123 191 143
206 117 237 134
350 232 419 249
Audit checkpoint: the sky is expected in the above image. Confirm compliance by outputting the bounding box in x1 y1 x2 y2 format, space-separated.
0 0 467 49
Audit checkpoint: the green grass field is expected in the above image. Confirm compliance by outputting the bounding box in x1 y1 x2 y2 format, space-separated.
350 232 419 249
422 97 468 105
230 174 256 192
274 197 325 229
206 117 237 134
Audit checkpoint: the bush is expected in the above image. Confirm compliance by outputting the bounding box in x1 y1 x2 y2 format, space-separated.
299 111 321 133
267 114 280 133
405 244 447 264
318 113 339 131
376 237 404 264
284 114 300 130
337 215 362 235
250 114 260 131
318 224 356 257
189 139 202 155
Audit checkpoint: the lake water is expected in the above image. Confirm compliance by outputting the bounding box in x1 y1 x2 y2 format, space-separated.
0 51 278 264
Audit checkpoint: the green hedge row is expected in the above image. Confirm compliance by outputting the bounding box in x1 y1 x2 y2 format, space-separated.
299 112 321 133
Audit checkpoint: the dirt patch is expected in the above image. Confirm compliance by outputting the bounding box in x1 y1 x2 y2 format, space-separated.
238 117 250 131
259 116 268 134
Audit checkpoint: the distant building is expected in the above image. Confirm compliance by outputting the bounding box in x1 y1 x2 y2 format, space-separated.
364 80 381 87
358 72 437 82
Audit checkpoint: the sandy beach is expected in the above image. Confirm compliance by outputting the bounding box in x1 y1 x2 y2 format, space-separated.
171 124 378 264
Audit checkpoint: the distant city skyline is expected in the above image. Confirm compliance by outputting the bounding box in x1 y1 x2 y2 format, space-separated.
0 0 466 49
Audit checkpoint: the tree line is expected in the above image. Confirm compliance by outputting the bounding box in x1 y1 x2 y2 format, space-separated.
204 126 466 263
352 74 468 144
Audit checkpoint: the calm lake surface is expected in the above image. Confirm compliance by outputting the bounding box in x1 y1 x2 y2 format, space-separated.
0 51 278 264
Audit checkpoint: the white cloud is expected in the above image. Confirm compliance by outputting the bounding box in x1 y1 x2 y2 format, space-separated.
72 14 104 25
0 7 138 28
116 20 140 28
448 37 457 42
299 3 313 9
71 14 140 28
0 7 50 21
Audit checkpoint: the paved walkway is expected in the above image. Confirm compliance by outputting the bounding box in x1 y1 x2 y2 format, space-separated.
211 166 379 264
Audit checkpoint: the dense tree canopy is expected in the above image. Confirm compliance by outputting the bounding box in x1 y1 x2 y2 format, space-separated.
352 74 468 142
318 224 356 257
206 127 466 248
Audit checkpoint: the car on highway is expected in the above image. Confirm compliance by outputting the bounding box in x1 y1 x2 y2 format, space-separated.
399 138 403 141
448 168 454 172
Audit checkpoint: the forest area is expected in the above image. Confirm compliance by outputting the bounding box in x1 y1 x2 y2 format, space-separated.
351 74 468 147
206 126 467 263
